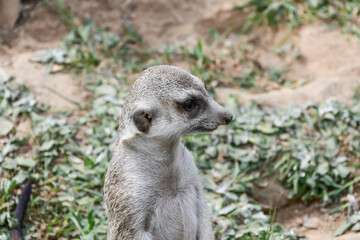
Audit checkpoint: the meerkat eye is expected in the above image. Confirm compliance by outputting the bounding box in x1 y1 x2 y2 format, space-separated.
183 99 197 112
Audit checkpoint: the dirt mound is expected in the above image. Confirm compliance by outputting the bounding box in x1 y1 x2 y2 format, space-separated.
1 0 122 46
295 23 360 79
277 202 360 240
216 76 360 105
216 22 360 106
2 0 248 47
104 0 247 46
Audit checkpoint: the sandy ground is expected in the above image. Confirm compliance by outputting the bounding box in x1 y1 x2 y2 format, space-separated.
216 22 360 106
1 0 360 239
276 202 359 240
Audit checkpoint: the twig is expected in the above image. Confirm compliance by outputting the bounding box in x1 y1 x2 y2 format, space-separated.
43 85 84 109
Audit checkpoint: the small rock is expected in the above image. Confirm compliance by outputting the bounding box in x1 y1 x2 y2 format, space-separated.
252 174 290 208
303 217 322 229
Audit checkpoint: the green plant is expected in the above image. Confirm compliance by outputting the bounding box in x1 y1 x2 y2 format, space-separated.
46 0 75 28
236 0 301 31
234 71 257 89
236 0 360 37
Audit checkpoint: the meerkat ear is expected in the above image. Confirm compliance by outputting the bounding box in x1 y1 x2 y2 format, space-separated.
133 109 153 133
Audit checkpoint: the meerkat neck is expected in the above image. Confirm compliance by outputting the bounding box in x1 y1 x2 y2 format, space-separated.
121 136 183 163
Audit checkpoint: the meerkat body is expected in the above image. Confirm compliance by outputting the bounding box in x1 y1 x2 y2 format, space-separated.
104 65 232 240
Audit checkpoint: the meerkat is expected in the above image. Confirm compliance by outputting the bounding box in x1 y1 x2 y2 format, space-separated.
104 65 233 240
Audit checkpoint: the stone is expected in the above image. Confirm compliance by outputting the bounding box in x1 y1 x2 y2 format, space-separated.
252 174 290 208
303 217 322 229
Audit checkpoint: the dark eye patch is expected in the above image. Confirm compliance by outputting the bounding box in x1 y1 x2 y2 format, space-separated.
176 95 206 119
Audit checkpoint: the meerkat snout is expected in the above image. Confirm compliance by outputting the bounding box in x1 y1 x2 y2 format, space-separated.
105 65 232 240
222 112 233 125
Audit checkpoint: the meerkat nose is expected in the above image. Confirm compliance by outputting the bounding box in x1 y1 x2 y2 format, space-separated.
223 113 233 125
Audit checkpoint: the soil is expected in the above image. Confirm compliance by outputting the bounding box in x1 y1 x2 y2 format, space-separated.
1 0 360 239
216 22 360 106
276 202 347 240
2 52 85 111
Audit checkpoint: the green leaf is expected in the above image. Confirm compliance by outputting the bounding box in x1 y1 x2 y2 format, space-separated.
35 48 67 64
257 122 278 134
0 69 12 83
335 222 353 236
40 140 56 151
14 170 29 184
15 157 36 168
1 158 17 170
325 138 340 158
0 117 13 136
335 164 350 179
218 204 237 216
95 85 117 97
351 222 360 231
316 161 329 175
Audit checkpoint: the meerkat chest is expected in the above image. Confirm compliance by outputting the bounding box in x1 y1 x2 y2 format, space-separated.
149 179 199 240
147 147 200 240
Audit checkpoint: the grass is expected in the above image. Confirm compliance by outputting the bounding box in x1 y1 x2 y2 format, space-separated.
1 0 360 239
237 0 360 37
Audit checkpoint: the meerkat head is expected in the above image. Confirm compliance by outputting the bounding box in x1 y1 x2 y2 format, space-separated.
120 65 232 141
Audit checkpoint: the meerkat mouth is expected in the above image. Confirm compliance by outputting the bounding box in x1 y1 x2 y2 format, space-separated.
192 126 218 132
